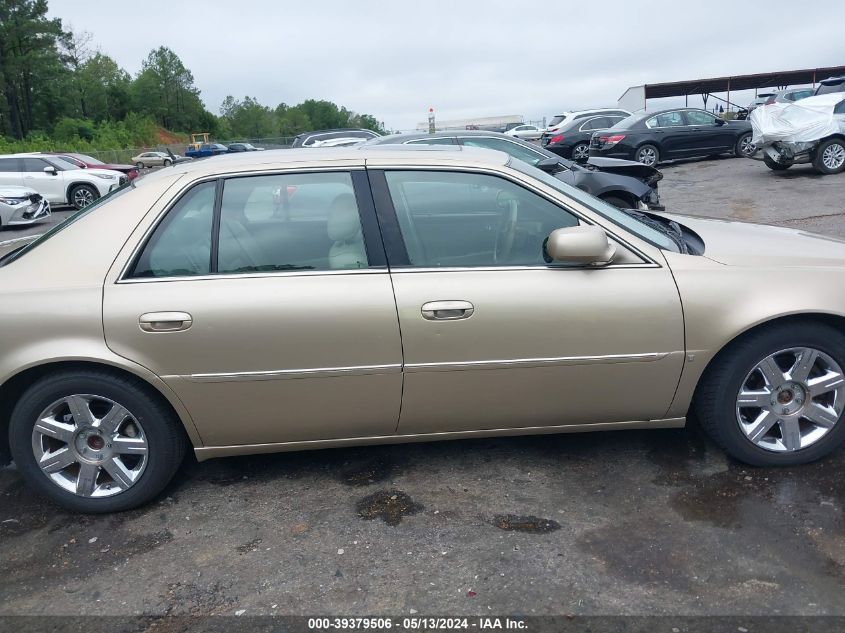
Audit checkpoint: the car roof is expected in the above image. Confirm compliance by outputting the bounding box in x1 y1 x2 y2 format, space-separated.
142 146 511 180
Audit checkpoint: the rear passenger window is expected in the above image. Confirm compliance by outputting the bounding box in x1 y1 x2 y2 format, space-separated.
131 182 215 278
217 172 367 273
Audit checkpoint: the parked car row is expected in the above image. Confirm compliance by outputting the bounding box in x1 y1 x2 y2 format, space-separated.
0 153 128 215
365 130 663 211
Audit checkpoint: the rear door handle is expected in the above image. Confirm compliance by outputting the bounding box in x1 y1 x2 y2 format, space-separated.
421 301 474 321
139 311 193 332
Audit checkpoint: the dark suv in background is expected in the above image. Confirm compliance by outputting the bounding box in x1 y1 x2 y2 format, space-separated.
589 108 754 166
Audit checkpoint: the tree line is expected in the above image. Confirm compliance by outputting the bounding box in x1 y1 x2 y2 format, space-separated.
0 0 384 150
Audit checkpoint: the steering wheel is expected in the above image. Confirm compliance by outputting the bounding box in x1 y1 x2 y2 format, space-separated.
493 198 519 264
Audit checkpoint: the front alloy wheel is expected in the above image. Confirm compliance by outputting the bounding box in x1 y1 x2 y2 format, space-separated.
695 321 845 466
736 348 844 452
32 395 148 497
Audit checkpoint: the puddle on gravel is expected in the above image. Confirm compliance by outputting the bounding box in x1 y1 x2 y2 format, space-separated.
356 490 423 526
340 459 395 487
492 514 561 534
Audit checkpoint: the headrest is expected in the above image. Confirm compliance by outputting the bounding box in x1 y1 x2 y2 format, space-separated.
327 193 361 241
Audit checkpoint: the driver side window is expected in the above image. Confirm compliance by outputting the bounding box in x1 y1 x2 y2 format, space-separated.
384 170 579 268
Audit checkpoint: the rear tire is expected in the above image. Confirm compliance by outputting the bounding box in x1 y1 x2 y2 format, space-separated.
694 321 845 467
571 143 590 161
9 370 187 513
811 138 845 175
763 155 792 171
635 144 659 166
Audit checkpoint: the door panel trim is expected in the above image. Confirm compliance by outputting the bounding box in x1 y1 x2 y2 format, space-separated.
171 363 402 382
404 352 671 373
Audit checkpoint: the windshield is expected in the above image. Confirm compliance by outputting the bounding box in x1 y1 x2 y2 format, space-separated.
50 156 80 171
509 159 681 253
0 184 132 267
548 115 566 126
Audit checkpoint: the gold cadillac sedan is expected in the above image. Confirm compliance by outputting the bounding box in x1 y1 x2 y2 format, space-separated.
1 146 844 512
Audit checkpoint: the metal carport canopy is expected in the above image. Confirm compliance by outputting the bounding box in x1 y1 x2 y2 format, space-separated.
642 66 845 99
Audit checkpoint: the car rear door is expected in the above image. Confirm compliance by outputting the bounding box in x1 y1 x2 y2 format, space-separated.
646 112 691 158
0 157 23 188
368 162 685 436
103 166 403 448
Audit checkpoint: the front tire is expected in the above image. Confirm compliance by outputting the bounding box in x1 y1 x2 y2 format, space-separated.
600 195 634 209
163 159 172 167
695 321 845 466
763 155 792 171
635 144 659 166
69 184 99 210
9 370 187 513
811 138 845 175
136 161 144 169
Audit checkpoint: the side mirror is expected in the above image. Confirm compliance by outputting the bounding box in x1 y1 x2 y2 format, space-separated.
43 166 57 175
536 157 563 174
714 118 726 126
545 225 616 266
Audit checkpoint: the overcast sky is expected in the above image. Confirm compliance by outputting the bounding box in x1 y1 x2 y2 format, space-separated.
49 0 844 131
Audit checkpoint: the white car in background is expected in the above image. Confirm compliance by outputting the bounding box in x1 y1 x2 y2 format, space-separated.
504 124 542 140
0 153 126 209
0 185 50 228
541 108 631 144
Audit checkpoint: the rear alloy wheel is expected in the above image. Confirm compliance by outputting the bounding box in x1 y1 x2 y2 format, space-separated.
571 143 590 161
635 144 659 166
812 138 845 175
695 322 845 466
736 133 756 157
70 184 98 210
10 371 187 512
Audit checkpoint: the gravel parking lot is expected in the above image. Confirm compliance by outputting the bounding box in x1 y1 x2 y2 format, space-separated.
1 156 843 618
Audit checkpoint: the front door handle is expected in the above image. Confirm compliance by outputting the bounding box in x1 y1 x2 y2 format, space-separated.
421 301 474 321
139 311 193 332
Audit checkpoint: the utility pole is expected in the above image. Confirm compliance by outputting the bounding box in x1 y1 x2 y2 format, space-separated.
428 107 436 133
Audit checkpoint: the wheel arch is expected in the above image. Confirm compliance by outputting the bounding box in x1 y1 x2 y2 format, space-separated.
0 359 202 467
687 312 845 411
65 180 99 204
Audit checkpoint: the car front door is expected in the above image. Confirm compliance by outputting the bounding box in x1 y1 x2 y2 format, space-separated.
103 168 403 448
368 165 685 436
21 157 67 203
683 110 734 153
